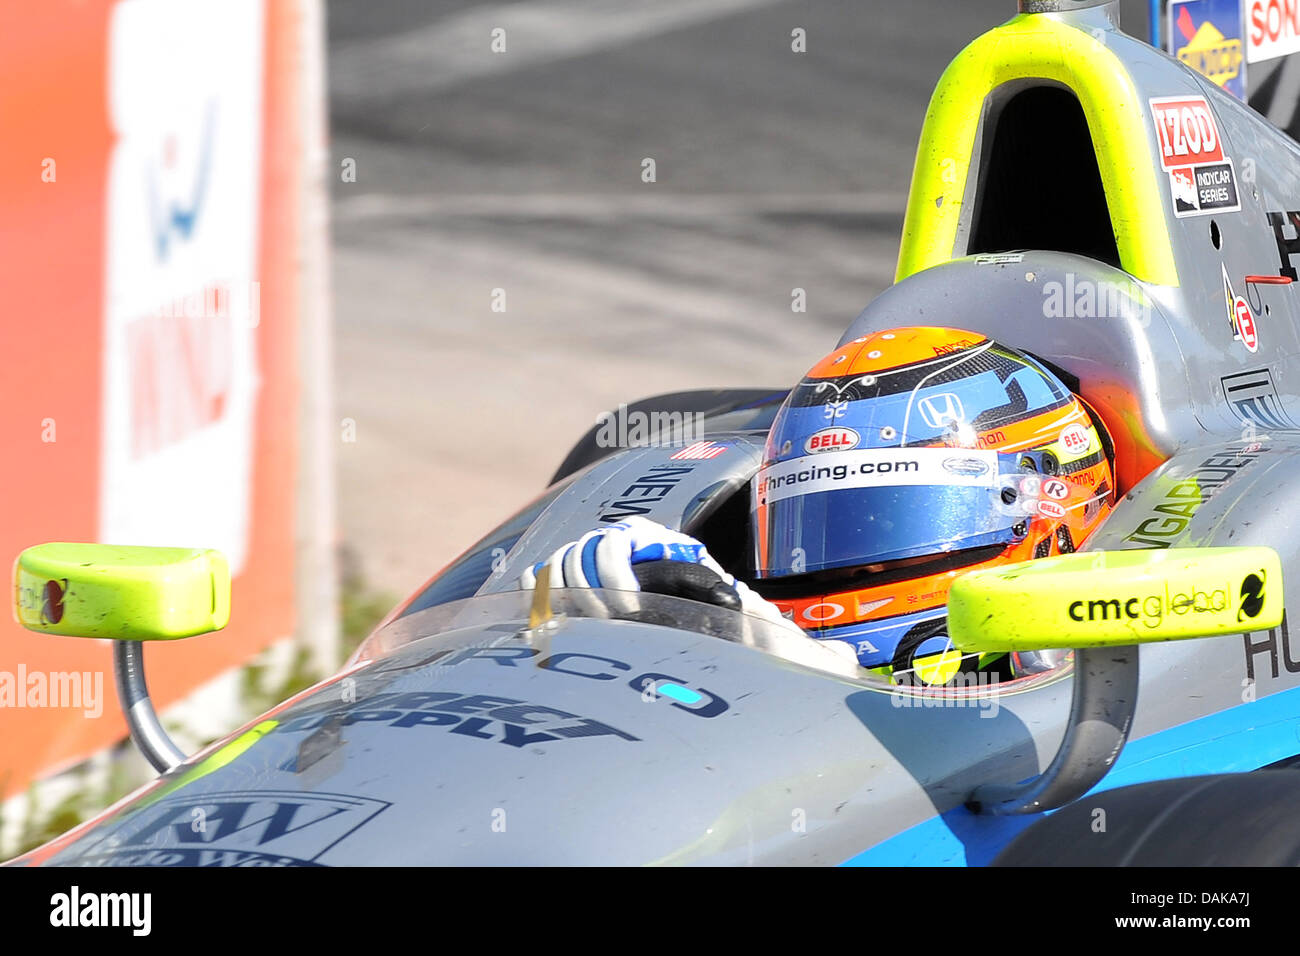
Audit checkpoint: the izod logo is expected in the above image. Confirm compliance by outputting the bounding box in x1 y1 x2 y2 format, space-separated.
804 427 859 454
1151 96 1224 168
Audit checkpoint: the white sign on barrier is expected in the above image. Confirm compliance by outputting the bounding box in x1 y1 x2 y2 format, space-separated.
100 0 266 574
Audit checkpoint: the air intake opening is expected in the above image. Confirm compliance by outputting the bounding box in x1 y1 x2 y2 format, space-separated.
968 86 1120 268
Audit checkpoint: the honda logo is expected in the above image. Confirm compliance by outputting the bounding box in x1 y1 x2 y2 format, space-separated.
917 393 964 429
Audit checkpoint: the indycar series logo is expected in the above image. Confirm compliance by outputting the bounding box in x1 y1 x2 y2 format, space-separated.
1150 95 1241 217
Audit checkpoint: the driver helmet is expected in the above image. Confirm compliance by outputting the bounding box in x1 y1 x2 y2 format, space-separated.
751 327 1116 685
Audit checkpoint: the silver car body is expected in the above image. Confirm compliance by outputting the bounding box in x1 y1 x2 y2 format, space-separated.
18 0 1300 866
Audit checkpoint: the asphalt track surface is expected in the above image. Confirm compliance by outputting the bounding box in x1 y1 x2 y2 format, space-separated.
329 0 1151 596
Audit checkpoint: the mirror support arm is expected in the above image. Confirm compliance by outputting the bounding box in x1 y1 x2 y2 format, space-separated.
967 644 1139 815
113 640 187 774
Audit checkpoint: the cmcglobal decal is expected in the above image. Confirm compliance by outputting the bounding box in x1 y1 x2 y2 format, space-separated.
1124 447 1266 547
1067 582 1232 629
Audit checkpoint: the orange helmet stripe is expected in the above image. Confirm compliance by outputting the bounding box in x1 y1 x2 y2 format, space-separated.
805 327 989 379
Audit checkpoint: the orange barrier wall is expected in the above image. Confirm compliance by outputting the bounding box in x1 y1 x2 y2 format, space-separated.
0 0 305 798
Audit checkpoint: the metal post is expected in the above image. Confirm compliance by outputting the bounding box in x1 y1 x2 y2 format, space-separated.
112 641 187 774
967 645 1140 814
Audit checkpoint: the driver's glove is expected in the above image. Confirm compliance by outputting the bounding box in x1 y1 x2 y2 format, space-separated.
519 517 860 674
519 516 792 630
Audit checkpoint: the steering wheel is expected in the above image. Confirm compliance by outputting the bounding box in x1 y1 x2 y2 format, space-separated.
631 559 742 611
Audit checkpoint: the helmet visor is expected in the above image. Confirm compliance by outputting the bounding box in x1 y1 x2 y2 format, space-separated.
752 447 1025 577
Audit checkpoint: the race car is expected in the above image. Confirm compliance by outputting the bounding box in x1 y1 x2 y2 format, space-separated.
11 0 1300 866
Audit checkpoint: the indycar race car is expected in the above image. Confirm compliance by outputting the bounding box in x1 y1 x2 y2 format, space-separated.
11 0 1300 866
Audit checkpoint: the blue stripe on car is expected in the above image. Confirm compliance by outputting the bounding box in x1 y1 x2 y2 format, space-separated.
840 682 1300 866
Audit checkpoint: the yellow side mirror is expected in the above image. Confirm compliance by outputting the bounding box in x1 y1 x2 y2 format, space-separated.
951 546 1284 817
947 546 1282 652
13 543 230 641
